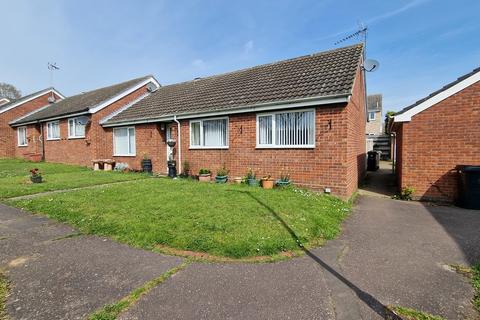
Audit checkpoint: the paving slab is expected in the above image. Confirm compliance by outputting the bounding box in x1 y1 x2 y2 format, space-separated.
0 204 184 320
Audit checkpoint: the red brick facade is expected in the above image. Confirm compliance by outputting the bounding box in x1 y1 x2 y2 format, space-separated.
13 85 151 166
393 80 480 202
1 92 62 159
110 68 366 199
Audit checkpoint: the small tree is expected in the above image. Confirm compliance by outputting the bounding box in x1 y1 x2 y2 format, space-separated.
0 83 21 99
384 110 395 134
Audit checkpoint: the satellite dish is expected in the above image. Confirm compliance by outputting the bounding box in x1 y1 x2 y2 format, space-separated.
363 59 380 72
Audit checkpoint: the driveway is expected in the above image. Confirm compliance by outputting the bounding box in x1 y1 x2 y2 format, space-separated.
1 196 480 319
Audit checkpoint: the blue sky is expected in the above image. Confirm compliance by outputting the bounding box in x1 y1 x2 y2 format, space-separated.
1 0 479 112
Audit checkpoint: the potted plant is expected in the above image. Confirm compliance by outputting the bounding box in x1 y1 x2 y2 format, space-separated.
182 160 190 177
198 168 212 182
141 154 153 174
261 175 275 189
276 173 291 187
30 168 42 183
233 177 243 184
246 168 257 186
215 166 229 183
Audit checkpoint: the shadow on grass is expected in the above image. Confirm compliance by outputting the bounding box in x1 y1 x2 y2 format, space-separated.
232 189 399 319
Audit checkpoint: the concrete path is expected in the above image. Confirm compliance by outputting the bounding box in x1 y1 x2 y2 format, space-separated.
2 195 480 319
0 204 183 320
358 161 397 198
118 196 480 320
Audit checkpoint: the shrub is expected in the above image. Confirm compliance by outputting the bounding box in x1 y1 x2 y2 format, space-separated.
216 166 229 177
199 168 211 175
246 168 255 180
393 186 415 201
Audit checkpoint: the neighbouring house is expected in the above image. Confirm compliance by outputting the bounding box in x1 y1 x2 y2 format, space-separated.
366 94 383 135
0 98 11 106
9 76 160 166
0 88 64 159
100 44 367 198
392 67 480 202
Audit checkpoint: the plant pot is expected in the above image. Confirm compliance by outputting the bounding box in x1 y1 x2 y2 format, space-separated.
30 176 42 183
247 178 258 186
276 180 291 187
141 159 153 174
199 174 211 182
233 177 243 184
215 175 228 183
261 179 275 189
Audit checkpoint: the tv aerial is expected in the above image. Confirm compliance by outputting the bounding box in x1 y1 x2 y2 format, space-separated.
47 62 60 102
334 23 379 72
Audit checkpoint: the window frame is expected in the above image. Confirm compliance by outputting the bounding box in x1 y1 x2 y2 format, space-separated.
113 126 136 157
46 121 60 140
17 126 27 147
368 111 376 121
68 117 86 139
189 116 229 149
256 108 316 149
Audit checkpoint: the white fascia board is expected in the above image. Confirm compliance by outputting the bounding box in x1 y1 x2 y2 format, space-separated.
394 70 480 122
88 77 160 114
10 111 90 127
0 88 65 114
101 93 350 127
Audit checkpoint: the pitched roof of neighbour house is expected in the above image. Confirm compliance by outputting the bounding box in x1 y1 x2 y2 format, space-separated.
0 88 65 114
394 67 480 122
0 98 10 106
102 44 364 126
10 76 160 126
367 94 382 112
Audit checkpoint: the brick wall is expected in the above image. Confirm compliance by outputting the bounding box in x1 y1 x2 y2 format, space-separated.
393 80 480 202
14 85 152 167
112 68 366 199
1 92 61 158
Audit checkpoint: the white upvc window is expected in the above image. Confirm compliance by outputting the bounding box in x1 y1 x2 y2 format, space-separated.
190 117 229 149
368 111 376 121
256 109 315 148
113 127 136 156
68 117 86 138
17 127 27 146
46 121 60 140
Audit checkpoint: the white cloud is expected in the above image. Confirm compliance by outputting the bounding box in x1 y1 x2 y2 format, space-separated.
192 58 206 69
366 0 430 25
243 40 254 54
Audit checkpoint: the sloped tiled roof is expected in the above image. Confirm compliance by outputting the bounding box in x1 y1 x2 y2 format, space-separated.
105 44 363 125
367 94 382 112
0 87 61 113
11 76 152 125
395 67 480 116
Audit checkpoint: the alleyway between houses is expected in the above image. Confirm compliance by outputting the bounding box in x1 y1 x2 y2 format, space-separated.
1 191 480 319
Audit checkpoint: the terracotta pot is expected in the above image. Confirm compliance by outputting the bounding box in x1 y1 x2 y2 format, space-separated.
261 179 275 189
198 174 211 182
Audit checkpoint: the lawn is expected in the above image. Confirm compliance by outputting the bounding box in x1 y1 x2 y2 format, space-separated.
0 159 146 199
8 178 351 258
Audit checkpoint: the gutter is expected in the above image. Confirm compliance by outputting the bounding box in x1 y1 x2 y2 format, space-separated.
10 111 90 127
101 93 350 128
173 115 181 175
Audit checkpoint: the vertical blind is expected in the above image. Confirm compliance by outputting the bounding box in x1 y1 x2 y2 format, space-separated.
47 121 60 139
114 127 136 155
17 127 27 146
257 110 315 147
68 118 86 137
190 118 228 147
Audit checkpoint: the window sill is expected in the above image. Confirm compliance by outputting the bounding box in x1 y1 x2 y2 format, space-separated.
68 136 85 140
113 154 136 157
256 145 315 149
46 138 61 141
189 146 229 150
17 145 28 147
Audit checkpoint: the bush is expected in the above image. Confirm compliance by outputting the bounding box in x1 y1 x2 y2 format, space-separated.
199 168 211 175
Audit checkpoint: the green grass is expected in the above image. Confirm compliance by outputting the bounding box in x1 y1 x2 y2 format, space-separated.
0 272 8 320
0 159 146 199
89 262 189 320
388 306 445 320
473 263 480 312
8 178 351 258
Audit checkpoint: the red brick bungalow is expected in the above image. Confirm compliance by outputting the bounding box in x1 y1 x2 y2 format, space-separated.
10 76 159 166
100 44 367 198
392 67 480 202
0 88 64 159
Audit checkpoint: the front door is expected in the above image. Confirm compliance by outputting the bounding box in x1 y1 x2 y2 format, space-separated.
166 124 174 173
